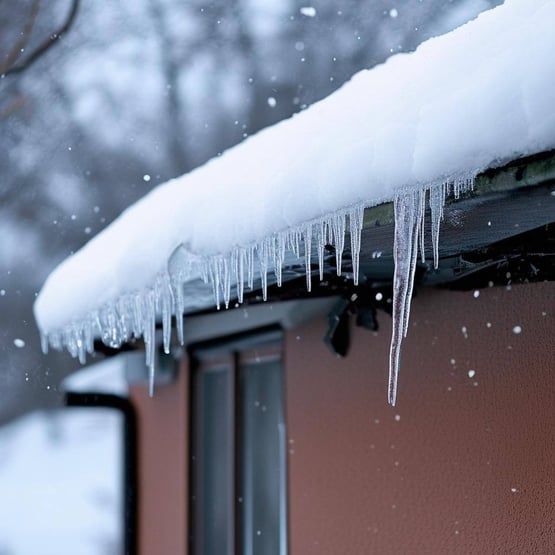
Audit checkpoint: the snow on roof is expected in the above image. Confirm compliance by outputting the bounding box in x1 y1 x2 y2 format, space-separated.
34 0 555 403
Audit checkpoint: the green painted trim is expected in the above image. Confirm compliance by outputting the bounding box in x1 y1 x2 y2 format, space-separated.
361 149 555 230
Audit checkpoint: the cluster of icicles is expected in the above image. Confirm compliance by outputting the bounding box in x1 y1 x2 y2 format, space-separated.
41 178 473 405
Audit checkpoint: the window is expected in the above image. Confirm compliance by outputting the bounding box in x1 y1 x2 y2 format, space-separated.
190 328 287 555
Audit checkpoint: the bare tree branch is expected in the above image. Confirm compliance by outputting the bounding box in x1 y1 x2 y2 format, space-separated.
2 0 80 77
0 0 41 74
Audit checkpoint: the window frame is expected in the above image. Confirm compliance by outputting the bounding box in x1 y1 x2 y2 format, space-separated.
188 325 288 555
65 392 138 555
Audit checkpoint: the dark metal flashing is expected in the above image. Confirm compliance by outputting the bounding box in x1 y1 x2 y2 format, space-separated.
237 150 555 333
65 393 138 555
359 149 555 228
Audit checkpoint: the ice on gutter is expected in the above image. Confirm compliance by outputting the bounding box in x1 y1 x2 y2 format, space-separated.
34 0 555 404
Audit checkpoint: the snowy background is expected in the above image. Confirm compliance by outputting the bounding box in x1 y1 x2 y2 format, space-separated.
0 408 123 555
0 1 501 552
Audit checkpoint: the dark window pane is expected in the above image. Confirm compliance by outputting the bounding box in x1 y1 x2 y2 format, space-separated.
193 363 234 555
241 357 285 555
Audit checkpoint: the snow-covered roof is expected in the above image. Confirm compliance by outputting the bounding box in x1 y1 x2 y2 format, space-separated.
34 0 555 403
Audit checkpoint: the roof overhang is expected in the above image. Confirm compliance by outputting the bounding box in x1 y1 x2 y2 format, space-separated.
33 0 555 403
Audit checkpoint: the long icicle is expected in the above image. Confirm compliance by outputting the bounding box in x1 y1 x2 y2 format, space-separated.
388 191 422 406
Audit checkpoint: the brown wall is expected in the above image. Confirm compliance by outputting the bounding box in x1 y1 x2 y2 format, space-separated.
129 282 554 554
285 281 555 554
130 359 189 555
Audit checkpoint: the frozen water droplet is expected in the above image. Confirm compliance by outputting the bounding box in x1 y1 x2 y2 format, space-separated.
394 414 401 422
13 338 25 348
267 97 277 108
512 325 522 334
473 290 480 298
0 289 5 296
375 292 383 301
468 369 476 378
143 174 151 182
300 6 316 17
389 8 398 18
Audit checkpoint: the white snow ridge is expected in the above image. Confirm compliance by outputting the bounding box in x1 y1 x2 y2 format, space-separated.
34 0 555 404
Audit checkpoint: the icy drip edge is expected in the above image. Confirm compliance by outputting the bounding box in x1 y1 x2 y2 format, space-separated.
39 176 473 402
39 202 365 396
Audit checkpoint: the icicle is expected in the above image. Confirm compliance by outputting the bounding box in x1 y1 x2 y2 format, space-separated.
247 246 255 291
388 191 422 406
419 190 427 263
160 276 173 354
40 331 49 354
222 256 231 309
211 259 222 309
332 213 345 275
173 277 185 345
77 338 86 364
131 293 143 338
284 229 295 258
49 331 62 351
99 306 122 349
403 190 425 339
275 233 285 287
118 299 129 342
143 291 157 397
84 319 94 354
259 239 270 301
64 326 77 359
317 220 326 281
348 204 364 285
303 223 313 292
236 248 245 303
430 183 446 269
